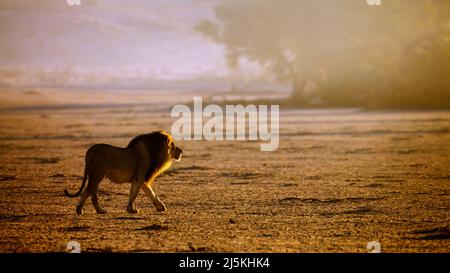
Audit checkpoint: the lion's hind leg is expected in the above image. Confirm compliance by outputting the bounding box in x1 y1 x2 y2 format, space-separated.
76 174 92 215
91 187 107 214
76 172 106 215
89 173 108 214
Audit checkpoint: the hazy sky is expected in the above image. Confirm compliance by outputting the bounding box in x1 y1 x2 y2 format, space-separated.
0 0 251 86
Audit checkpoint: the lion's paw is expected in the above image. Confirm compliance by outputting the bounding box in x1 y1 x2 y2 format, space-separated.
76 207 83 215
96 208 108 214
127 206 141 214
155 203 167 212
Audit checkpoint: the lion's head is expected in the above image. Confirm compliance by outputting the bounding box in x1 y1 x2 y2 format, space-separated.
127 130 183 162
163 131 183 161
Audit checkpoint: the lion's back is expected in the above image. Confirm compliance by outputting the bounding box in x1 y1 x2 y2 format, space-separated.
126 130 170 150
85 144 130 166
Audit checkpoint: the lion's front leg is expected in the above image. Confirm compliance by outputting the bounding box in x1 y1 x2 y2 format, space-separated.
127 181 142 213
141 183 166 212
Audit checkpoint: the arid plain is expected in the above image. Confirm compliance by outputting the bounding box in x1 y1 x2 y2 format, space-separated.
0 89 449 252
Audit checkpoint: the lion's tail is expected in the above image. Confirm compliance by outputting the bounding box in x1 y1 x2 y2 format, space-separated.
64 155 92 197
64 172 87 197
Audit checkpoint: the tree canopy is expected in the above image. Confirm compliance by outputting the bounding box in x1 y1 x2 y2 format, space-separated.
196 0 450 108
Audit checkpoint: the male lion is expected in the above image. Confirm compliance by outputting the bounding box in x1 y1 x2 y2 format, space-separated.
64 130 183 215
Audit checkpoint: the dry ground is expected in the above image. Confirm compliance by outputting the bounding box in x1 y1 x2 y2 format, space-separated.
0 89 449 252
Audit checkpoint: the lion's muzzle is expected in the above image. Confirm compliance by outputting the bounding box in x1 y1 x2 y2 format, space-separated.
173 146 183 161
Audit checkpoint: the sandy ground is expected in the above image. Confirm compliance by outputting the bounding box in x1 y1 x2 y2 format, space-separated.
0 89 449 253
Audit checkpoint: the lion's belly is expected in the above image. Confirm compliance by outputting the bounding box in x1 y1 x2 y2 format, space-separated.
104 149 138 183
106 170 134 184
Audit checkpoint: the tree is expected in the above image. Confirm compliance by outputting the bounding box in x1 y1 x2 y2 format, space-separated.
196 0 450 108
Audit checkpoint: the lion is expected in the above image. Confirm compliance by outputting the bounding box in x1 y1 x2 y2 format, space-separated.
64 130 183 215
